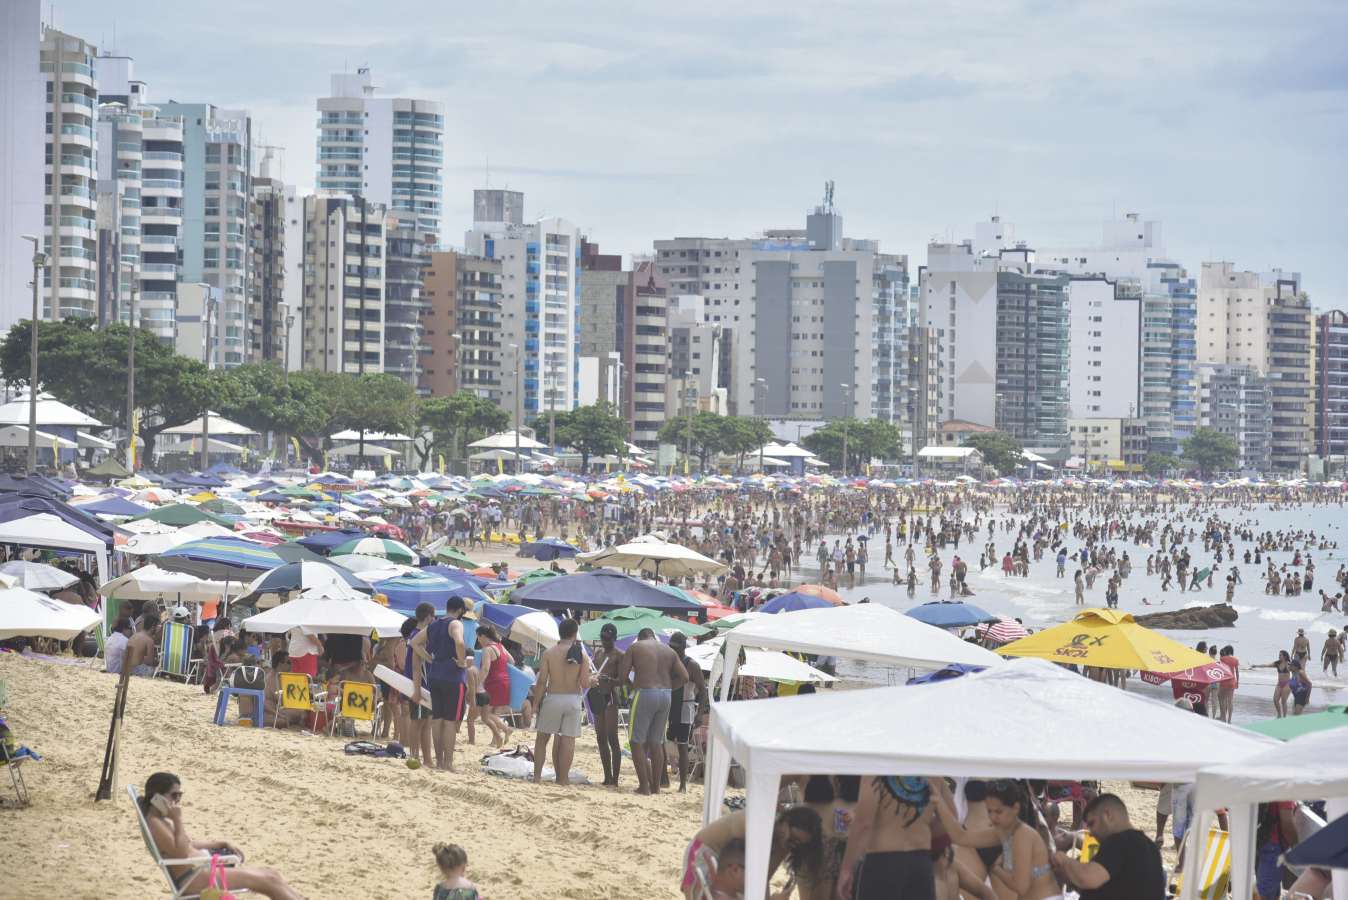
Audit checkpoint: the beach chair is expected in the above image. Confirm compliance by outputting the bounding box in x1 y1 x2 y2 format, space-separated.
274 671 326 731
154 621 202 684
1172 825 1230 900
686 842 718 900
329 681 379 738
127 785 250 898
0 741 31 808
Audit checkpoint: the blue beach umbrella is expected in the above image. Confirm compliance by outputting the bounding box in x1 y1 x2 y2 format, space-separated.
519 537 580 561
905 600 998 629
373 571 456 614
510 568 702 614
1286 812 1348 869
154 536 285 581
758 591 834 614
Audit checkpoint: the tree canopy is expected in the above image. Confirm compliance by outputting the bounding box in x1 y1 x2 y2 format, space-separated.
1182 427 1239 477
961 431 1025 475
549 401 627 472
801 418 903 474
416 392 510 468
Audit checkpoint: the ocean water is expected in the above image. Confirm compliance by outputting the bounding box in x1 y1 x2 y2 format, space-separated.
821 503 1347 725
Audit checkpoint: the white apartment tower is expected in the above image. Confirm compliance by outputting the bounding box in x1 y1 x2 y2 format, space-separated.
1 0 45 332
465 190 581 425
301 193 388 374
40 27 100 320
316 69 444 237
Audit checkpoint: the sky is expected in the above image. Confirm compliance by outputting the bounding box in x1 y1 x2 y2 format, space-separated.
52 0 1348 304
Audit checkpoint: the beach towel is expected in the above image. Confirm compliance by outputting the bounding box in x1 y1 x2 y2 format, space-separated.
482 751 590 784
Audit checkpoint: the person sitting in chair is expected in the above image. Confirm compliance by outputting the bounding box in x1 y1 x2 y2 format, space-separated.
140 772 305 899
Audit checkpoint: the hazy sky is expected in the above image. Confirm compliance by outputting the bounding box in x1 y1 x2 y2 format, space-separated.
54 0 1348 303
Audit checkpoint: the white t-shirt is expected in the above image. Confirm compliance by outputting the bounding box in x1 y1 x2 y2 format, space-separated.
287 629 322 658
105 631 129 674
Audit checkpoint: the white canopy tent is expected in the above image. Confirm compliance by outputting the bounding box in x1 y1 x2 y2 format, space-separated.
241 587 406 637
161 412 258 437
117 520 234 557
686 637 835 684
328 430 413 442
713 603 1002 701
0 584 101 640
101 564 231 603
0 512 109 585
0 392 103 427
159 436 247 455
706 658 1279 899
77 430 116 451
328 442 399 458
469 448 527 462
0 425 78 450
1186 727 1348 900
469 430 547 450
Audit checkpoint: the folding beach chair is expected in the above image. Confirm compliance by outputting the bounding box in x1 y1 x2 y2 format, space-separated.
1172 825 1230 900
154 621 202 684
329 681 379 738
274 671 327 731
127 785 250 898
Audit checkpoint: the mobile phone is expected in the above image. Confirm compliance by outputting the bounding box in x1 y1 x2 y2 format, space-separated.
149 793 172 815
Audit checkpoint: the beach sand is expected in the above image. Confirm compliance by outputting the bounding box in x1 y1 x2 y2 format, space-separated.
1 652 700 899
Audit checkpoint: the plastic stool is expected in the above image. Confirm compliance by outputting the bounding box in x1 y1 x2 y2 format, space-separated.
213 686 266 727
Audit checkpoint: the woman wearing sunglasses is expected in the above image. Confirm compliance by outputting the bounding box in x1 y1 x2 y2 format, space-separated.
140 772 306 899
931 779 1063 900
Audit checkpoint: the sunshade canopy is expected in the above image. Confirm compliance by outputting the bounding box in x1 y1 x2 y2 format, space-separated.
130 503 232 528
995 608 1215 673
0 584 101 639
1245 706 1348 741
708 658 1279 899
100 564 230 603
905 600 998 628
0 560 79 591
758 591 834 614
154 536 285 581
468 430 546 450
577 536 728 578
239 561 373 606
241 588 406 637
577 605 710 641
511 568 705 614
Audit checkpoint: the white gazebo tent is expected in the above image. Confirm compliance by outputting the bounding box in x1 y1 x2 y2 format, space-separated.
160 412 258 437
469 448 526 462
328 442 399 458
712 603 1002 701
708 658 1279 899
1187 727 1348 900
468 430 546 450
686 637 835 684
0 425 78 450
0 512 110 585
328 430 413 443
0 392 104 427
241 586 407 637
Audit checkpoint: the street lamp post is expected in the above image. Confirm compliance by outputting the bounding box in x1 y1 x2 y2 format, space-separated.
840 382 855 477
283 312 295 465
200 295 217 472
20 236 46 474
754 377 768 474
122 261 138 470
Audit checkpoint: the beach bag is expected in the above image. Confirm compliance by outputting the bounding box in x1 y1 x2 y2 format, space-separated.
199 855 236 900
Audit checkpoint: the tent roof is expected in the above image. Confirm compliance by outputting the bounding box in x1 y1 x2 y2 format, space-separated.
917 446 980 459
328 430 413 442
0 424 79 449
709 657 1280 899
160 412 258 437
720 602 1001 676
77 431 116 450
759 441 816 459
0 392 104 427
468 430 547 450
1194 726 1348 812
329 442 399 457
0 512 107 553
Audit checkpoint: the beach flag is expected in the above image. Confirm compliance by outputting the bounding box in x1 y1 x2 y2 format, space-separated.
130 409 140 469
438 454 445 474
496 457 504 474
290 436 301 459
51 433 60 465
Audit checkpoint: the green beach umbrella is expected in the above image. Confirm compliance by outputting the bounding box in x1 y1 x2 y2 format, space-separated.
330 536 418 565
1245 706 1348 741
517 568 561 585
433 545 480 569
577 605 709 641
199 498 245 516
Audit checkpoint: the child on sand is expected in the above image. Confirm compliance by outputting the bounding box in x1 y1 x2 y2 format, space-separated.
433 843 482 900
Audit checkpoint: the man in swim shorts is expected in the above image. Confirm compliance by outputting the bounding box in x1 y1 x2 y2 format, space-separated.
531 617 590 785
619 627 688 795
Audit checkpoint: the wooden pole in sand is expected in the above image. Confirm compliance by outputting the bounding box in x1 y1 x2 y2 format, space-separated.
95 675 130 801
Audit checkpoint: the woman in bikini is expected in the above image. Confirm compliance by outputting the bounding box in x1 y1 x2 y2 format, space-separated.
932 779 1063 900
1250 650 1293 718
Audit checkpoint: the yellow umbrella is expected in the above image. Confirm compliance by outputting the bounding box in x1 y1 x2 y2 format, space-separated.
996 608 1213 673
189 490 218 503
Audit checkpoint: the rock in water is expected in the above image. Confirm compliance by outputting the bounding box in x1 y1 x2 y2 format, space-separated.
1134 604 1239 630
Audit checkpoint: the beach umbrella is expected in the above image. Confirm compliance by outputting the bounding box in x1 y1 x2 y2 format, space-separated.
238 561 373 608
995 608 1215 673
1286 811 1348 869
905 600 998 629
330 553 407 574
154 536 286 581
0 583 100 639
577 536 728 578
577 605 709 641
73 495 150 518
330 536 417 565
758 591 835 614
1139 661 1235 686
708 611 767 632
684 637 835 684
295 528 371 555
1245 706 1348 741
975 617 1029 645
510 568 704 614
519 537 580 561
0 560 79 592
130 502 232 528
241 587 406 637
372 571 456 614
517 568 561 586
906 663 987 685
431 545 481 569
510 610 561 647
793 583 845 605
199 498 244 516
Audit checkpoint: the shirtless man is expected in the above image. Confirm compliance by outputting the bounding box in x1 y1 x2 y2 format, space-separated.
531 617 591 785
121 608 162 682
663 631 707 793
619 627 688 795
589 622 624 786
838 776 938 900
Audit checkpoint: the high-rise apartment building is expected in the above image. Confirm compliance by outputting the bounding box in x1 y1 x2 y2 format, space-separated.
158 102 252 367
1066 417 1149 471
248 154 288 364
1315 310 1348 462
316 69 444 236
1039 214 1197 454
383 210 431 386
0 0 45 333
40 27 99 321
653 188 908 424
301 193 387 374
465 190 581 425
1198 262 1313 470
1195 363 1273 473
418 250 459 397
95 53 185 344
920 224 1070 448
666 294 729 418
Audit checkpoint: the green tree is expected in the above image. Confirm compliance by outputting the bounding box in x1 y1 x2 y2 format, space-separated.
962 431 1025 475
1144 452 1180 476
721 416 775 472
1182 428 1239 477
551 401 627 472
216 363 329 462
658 411 729 472
416 391 510 468
801 418 903 474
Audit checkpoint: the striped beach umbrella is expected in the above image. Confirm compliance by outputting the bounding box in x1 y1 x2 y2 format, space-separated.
330 536 418 565
974 617 1029 645
154 536 285 581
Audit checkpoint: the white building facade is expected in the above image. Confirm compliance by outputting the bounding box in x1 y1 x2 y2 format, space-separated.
301 193 388 374
0 0 45 333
